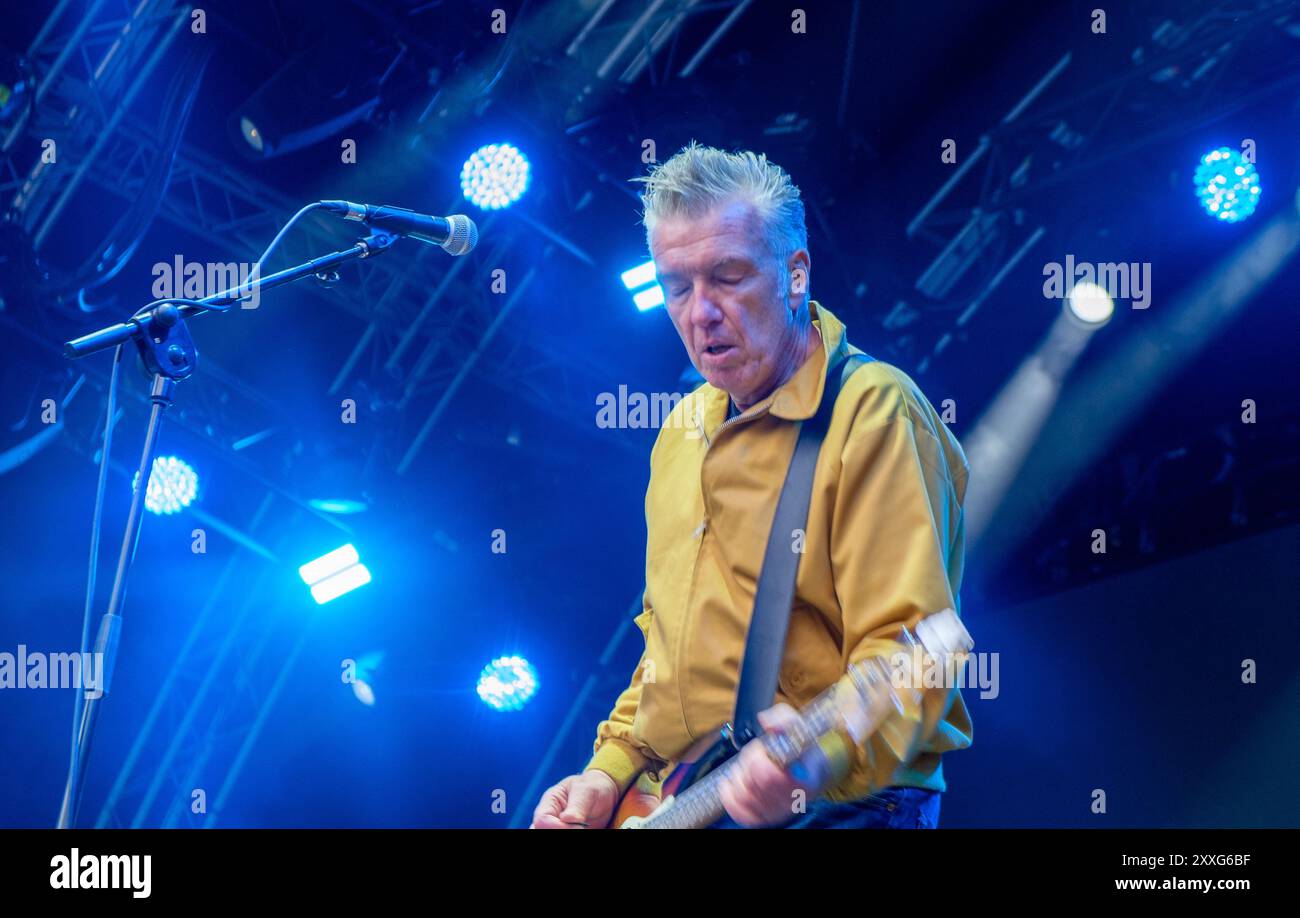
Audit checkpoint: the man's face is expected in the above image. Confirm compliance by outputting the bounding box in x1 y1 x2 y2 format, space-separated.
651 197 809 406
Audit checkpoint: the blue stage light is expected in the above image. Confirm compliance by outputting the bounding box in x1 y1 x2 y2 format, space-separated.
132 456 198 515
460 143 530 210
348 651 384 706
352 678 375 706
477 655 538 711
1194 147 1260 223
299 543 371 605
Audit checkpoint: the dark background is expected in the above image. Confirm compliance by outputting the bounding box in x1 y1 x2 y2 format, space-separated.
0 0 1296 827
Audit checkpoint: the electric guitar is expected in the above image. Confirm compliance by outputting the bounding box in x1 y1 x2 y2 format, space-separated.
612 608 973 829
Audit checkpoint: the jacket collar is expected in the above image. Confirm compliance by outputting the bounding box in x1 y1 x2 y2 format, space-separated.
770 300 851 421
701 301 850 426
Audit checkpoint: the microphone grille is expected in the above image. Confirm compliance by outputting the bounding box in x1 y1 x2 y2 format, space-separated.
442 215 478 256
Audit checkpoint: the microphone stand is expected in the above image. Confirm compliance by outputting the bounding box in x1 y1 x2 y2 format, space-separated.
56 230 400 828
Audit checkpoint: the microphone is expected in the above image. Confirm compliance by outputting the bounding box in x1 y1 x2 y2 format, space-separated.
319 201 478 255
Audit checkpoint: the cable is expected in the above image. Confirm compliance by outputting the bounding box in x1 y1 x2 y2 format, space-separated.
69 344 123 774
112 204 332 323
251 201 325 282
129 297 223 321
114 205 323 323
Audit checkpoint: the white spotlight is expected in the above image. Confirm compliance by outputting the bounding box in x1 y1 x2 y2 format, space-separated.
1066 281 1115 325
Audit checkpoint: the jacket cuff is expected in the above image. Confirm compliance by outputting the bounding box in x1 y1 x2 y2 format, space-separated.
584 738 651 797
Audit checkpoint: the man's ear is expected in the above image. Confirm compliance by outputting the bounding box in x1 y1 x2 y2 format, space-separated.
788 251 810 298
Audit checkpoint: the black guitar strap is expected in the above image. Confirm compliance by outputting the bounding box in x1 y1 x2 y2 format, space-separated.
729 349 873 748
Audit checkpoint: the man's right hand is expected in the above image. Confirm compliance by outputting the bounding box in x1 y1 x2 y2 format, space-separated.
531 770 620 829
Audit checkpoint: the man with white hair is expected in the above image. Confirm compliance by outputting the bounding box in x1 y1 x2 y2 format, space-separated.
533 142 972 829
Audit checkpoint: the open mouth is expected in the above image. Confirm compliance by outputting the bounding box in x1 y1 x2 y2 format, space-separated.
703 344 734 356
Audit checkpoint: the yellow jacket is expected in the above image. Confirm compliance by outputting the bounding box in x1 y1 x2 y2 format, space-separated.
585 302 973 803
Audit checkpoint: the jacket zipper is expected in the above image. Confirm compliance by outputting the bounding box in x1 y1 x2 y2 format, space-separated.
694 401 770 450
677 399 772 740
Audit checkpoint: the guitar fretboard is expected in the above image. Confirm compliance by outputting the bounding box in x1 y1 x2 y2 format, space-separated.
636 658 911 829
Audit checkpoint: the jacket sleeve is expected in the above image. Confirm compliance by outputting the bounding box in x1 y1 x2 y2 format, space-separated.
819 381 971 798
582 594 664 796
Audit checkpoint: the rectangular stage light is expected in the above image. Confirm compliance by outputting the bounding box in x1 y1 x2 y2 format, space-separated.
620 260 657 289
633 286 665 311
309 563 373 605
298 544 360 585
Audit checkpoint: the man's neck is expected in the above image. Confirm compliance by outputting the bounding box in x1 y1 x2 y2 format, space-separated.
731 324 822 413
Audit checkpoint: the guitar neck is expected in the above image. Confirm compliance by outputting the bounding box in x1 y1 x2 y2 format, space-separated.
637 764 732 829
635 660 900 829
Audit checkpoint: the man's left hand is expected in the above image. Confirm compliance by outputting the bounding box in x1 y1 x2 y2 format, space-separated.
716 703 826 827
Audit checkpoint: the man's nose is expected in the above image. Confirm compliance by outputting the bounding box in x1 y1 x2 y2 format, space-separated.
688 287 723 327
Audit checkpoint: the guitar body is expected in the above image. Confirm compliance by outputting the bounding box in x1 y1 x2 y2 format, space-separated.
610 733 735 828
